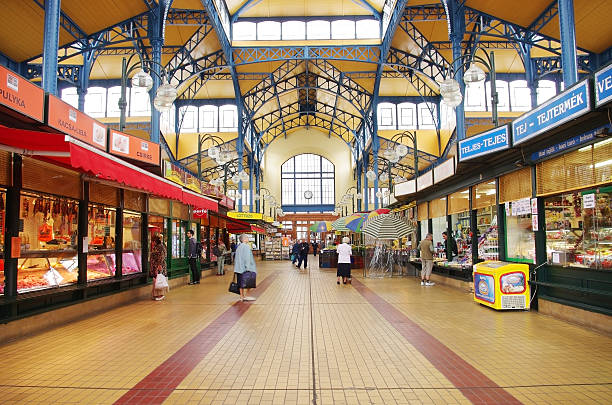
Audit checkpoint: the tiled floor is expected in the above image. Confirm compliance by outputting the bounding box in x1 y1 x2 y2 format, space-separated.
1 258 611 404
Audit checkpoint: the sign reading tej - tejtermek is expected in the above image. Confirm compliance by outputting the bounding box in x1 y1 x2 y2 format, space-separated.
595 63 612 107
512 79 591 146
459 125 510 161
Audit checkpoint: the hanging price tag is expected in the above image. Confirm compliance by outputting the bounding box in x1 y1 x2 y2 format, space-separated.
531 213 538 231
583 193 596 209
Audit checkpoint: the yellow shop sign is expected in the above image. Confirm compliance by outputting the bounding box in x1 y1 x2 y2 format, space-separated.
227 212 263 220
263 216 274 223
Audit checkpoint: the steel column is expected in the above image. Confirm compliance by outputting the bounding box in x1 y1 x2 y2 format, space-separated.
363 152 369 210
150 36 162 143
249 150 254 213
523 45 539 108
558 0 578 87
448 0 466 141
42 0 62 95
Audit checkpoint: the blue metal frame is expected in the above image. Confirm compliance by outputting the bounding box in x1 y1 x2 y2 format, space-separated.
42 0 61 95
33 0 87 41
558 0 578 87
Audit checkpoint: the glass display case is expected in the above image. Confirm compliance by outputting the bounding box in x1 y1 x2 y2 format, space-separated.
505 211 535 263
172 219 187 259
431 216 447 259
86 204 117 280
122 211 142 275
545 188 612 269
476 206 499 261
17 193 79 292
451 211 472 266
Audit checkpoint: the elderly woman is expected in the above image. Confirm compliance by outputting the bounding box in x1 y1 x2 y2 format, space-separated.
336 236 352 285
150 235 168 300
233 234 257 301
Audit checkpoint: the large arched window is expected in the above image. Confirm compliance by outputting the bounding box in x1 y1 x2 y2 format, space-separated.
281 154 335 211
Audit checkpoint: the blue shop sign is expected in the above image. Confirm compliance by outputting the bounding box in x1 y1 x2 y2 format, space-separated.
595 63 612 107
512 79 591 146
530 124 610 162
458 125 510 161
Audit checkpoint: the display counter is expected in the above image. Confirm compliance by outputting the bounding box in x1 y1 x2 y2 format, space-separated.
411 257 473 281
319 248 364 269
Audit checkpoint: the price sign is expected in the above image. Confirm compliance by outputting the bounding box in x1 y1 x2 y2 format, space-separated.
583 193 595 209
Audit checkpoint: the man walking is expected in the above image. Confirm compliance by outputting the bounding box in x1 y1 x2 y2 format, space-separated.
187 230 201 284
291 241 301 265
312 240 319 256
297 240 309 269
418 233 435 286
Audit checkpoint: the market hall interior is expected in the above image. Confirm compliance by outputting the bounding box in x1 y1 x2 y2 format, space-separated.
1 261 611 405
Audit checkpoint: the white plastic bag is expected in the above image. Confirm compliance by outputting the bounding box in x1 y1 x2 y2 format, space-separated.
155 273 169 290
43 268 64 286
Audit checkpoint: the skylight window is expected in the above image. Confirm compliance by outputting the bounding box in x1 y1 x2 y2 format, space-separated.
356 19 380 39
331 20 355 39
233 21 256 40
282 21 306 40
307 20 331 39
257 21 281 40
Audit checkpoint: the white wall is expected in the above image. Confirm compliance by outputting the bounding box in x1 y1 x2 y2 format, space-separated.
262 128 355 209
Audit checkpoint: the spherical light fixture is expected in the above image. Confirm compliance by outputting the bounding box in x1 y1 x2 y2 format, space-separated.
396 144 408 157
464 63 486 86
254 193 261 201
207 146 219 158
442 91 463 108
153 80 177 112
366 170 377 182
376 190 382 198
379 172 389 183
389 153 400 164
439 77 460 98
231 174 240 184
239 170 249 182
131 69 153 91
383 148 395 160
355 192 363 199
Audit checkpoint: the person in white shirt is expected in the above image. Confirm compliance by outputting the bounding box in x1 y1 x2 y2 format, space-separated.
336 236 352 285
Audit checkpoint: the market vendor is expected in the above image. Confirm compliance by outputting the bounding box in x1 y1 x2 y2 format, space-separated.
442 231 458 261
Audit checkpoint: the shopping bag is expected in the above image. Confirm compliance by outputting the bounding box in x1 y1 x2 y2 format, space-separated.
155 273 169 290
228 273 240 294
240 271 256 289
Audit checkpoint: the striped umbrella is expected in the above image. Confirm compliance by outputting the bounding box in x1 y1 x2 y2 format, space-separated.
362 214 415 240
345 213 369 233
310 221 332 232
331 216 350 231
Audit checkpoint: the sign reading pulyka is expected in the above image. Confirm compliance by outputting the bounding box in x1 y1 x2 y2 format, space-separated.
0 65 44 122
595 63 612 107
512 79 591 146
109 130 160 165
459 125 510 161
47 95 107 150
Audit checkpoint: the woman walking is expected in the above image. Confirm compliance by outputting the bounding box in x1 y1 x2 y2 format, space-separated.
216 240 227 276
336 236 352 285
150 235 168 300
234 234 257 301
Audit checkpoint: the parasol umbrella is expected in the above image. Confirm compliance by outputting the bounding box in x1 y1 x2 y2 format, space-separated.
309 221 332 232
362 214 415 240
367 208 391 220
331 216 350 231
345 213 369 233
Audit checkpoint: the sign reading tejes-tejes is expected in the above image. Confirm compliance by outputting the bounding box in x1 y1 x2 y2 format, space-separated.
595 63 612 107
512 79 591 146
47 95 107 150
0 65 44 122
109 129 160 165
459 125 510 161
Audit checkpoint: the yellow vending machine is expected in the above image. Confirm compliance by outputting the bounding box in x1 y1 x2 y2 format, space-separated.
473 261 530 310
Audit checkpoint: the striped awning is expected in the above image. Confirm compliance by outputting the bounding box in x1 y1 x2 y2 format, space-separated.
362 214 414 240
331 217 350 231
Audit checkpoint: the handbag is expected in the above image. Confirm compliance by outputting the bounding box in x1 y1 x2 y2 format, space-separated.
155 272 169 290
240 271 256 289
228 273 240 294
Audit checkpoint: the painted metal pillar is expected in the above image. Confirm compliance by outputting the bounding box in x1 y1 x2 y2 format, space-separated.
523 45 539 108
237 132 245 212
363 152 369 210
77 50 94 112
558 0 578 87
356 160 362 212
42 0 61 95
150 36 162 144
448 0 466 141
249 151 254 213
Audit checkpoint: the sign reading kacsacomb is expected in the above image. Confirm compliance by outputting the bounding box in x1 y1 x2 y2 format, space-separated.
512 79 591 146
47 94 107 150
459 125 510 161
595 63 612 107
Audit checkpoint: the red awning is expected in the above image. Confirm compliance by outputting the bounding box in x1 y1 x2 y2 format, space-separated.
216 214 251 233
250 225 266 234
0 127 184 202
182 189 218 212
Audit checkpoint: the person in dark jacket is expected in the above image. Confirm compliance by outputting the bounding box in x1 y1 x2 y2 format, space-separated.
296 240 309 269
187 230 200 285
291 241 300 264
312 240 319 256
442 231 458 262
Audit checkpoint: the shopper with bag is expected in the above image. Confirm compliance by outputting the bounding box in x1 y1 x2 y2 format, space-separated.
150 235 168 300
232 233 257 302
215 240 227 276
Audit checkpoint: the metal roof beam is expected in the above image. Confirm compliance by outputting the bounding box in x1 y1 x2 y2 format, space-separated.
33 0 87 41
231 0 262 23
352 0 382 20
527 0 558 34
232 45 381 65
402 4 446 22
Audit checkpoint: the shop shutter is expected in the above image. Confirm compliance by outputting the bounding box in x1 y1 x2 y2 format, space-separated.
472 180 497 209
209 213 219 227
149 197 170 216
89 182 119 206
172 201 189 220
429 197 446 218
0 150 11 186
124 189 146 212
417 202 428 221
499 167 531 203
448 189 469 214
536 145 606 196
22 157 81 200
